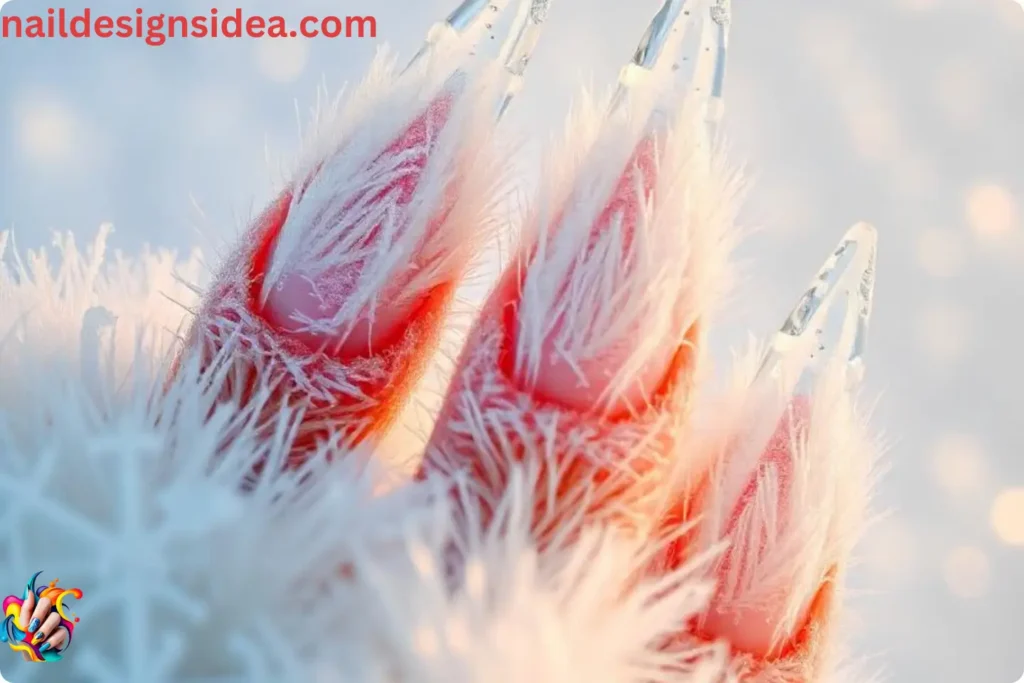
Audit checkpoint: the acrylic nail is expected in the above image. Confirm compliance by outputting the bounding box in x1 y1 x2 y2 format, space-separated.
753 222 877 396
405 0 509 71
495 0 553 117
609 0 731 131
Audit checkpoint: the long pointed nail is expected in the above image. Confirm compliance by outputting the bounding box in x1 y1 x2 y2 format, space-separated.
495 0 553 117
754 222 878 397
25 571 41 600
696 225 877 659
405 0 510 71
709 224 876 527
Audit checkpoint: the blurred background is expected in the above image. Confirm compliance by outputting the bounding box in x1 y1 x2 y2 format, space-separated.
1 0 1022 679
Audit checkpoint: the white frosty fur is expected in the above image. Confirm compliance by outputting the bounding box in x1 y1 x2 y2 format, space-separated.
260 45 515 346
181 44 516 451
0 230 731 683
514 87 741 413
0 224 880 683
664 336 882 681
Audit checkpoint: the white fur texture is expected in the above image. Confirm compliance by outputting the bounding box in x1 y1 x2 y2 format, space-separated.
0 230 722 683
514 93 739 410
0 221 878 683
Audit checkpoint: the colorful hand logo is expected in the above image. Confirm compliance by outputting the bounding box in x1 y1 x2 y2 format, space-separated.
0 572 82 662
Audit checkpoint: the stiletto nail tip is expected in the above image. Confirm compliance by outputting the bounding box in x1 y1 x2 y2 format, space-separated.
446 0 497 31
844 221 878 245
631 0 686 70
755 222 878 391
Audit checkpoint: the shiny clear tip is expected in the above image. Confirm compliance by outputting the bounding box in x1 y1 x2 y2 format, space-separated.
755 222 878 396
404 0 553 121
496 0 552 117
609 0 731 134
404 0 509 72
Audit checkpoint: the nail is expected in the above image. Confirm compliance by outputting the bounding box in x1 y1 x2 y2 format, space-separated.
405 0 508 71
25 571 42 601
446 0 498 31
609 0 689 113
28 619 39 632
754 222 877 396
39 643 50 653
495 0 554 117
609 0 732 128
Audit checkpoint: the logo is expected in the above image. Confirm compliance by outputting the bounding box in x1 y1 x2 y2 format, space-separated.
0 572 83 662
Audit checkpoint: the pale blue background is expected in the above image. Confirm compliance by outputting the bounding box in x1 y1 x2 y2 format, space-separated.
2 0 1024 680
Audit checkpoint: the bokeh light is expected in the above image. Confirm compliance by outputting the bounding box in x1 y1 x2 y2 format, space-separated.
966 183 1018 239
14 95 78 165
942 546 991 599
930 432 988 499
990 488 1024 546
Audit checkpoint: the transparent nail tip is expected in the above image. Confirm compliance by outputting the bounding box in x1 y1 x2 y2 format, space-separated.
404 0 508 72
755 222 878 396
404 0 553 120
609 0 731 127
496 0 553 117
630 0 689 72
